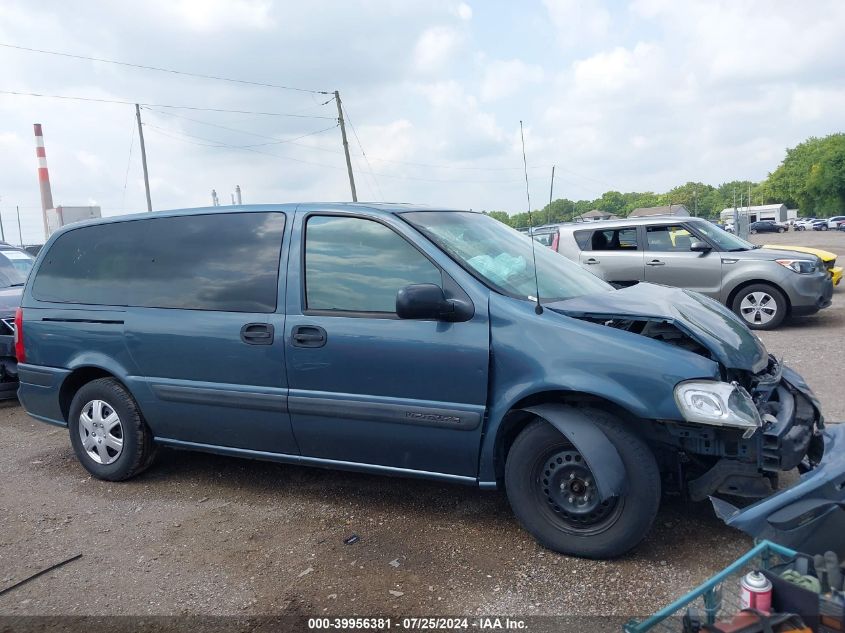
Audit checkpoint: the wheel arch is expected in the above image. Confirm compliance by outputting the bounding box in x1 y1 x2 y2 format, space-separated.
725 278 792 315
490 390 648 484
59 366 123 423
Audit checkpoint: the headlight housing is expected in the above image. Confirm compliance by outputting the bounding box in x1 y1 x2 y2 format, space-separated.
776 258 817 274
674 381 762 438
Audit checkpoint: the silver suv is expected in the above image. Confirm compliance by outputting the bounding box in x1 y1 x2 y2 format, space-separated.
550 216 833 329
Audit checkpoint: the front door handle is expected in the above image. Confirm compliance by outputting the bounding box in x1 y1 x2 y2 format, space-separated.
646 259 665 266
585 258 601 264
241 323 274 345
292 325 327 348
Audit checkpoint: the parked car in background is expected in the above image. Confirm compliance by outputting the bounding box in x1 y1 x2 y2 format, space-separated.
14 204 843 558
0 242 36 275
763 244 842 287
554 216 833 329
748 220 786 234
0 249 32 399
827 216 845 230
839 222 845 232
812 219 832 231
794 218 816 231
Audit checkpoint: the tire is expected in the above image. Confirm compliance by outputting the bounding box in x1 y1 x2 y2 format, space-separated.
505 409 660 559
821 225 828 231
778 228 785 233
731 283 787 330
68 378 157 481
750 229 757 234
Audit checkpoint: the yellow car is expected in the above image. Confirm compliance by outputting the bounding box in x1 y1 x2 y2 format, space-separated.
764 244 842 286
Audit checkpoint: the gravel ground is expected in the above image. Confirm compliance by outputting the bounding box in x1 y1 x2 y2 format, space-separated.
0 229 842 628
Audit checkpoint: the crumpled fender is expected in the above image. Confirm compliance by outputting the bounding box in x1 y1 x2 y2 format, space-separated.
522 404 627 502
711 424 845 557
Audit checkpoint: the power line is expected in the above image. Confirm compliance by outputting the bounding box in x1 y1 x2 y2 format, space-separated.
120 114 135 212
0 89 336 118
142 108 337 148
342 105 384 201
0 42 329 94
145 121 548 185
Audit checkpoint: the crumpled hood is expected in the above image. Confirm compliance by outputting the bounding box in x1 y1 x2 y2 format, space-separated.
546 283 769 373
0 286 22 318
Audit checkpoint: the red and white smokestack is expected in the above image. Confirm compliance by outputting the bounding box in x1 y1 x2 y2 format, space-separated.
34 123 54 239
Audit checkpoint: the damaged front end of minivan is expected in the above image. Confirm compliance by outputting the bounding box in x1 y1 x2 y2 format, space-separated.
550 283 845 554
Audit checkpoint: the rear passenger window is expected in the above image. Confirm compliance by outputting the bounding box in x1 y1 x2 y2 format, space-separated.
33 212 285 312
574 230 591 250
585 228 638 251
305 215 441 313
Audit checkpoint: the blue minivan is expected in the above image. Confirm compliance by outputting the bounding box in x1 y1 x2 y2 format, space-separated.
15 204 845 558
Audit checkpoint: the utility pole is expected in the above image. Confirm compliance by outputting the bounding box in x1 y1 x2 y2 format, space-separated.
235 185 242 205
334 91 357 202
211 189 219 206
135 104 153 212
0 207 5 242
693 189 698 217
548 165 555 225
16 205 23 247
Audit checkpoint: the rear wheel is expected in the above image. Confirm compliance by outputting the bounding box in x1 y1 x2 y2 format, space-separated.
821 225 829 231
505 410 660 559
732 283 787 330
777 227 785 233
750 228 757 234
68 378 157 481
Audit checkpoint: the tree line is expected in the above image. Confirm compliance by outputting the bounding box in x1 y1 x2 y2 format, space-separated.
486 133 845 228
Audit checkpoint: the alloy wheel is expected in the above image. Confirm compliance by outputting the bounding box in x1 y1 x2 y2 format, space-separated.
78 399 124 465
739 291 777 326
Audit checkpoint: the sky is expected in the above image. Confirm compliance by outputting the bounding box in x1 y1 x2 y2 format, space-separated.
1 0 844 244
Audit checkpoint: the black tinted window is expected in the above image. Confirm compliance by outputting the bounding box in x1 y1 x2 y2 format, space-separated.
574 230 591 250
305 215 441 313
586 228 638 251
33 212 285 312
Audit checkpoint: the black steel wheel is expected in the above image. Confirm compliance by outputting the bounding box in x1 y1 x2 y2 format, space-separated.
505 408 660 559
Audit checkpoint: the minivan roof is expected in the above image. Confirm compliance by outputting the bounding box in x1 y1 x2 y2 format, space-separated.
41 203 475 239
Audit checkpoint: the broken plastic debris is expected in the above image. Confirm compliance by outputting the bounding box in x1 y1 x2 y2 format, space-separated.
343 534 360 545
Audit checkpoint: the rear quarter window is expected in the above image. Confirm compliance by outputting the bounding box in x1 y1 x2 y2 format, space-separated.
33 212 285 312
573 230 591 250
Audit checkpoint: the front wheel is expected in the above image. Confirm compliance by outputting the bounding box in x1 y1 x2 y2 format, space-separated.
750 229 757 234
778 228 785 233
505 410 660 559
732 283 787 330
821 225 829 231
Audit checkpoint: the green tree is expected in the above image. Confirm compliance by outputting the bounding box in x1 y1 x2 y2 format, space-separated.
767 134 845 216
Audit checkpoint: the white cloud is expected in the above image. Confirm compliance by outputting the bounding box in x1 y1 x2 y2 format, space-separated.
148 0 275 32
542 0 610 47
480 59 544 101
413 26 464 74
453 2 473 21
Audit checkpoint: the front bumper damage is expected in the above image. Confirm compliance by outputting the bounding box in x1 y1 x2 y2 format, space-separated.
712 423 845 557
707 359 845 556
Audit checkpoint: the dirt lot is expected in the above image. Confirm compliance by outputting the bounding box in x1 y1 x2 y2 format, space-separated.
0 228 842 628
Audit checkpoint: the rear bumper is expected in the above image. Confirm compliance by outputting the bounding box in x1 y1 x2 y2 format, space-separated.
830 266 842 286
712 423 845 557
17 363 71 427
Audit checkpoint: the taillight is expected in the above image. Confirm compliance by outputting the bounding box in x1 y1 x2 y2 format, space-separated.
14 307 25 363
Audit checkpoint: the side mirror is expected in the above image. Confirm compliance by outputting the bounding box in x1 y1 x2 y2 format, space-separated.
690 241 712 253
396 284 453 320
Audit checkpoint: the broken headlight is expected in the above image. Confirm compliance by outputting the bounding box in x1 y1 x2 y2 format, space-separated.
674 380 762 438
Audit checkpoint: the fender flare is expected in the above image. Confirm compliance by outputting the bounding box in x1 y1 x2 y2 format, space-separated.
523 404 627 501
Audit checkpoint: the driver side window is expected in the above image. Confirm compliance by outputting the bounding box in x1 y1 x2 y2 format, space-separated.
304 215 442 313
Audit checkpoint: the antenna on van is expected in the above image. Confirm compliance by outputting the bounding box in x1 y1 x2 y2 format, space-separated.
520 120 543 315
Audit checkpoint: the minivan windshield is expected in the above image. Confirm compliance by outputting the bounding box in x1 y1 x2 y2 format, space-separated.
402 211 611 302
692 221 756 251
